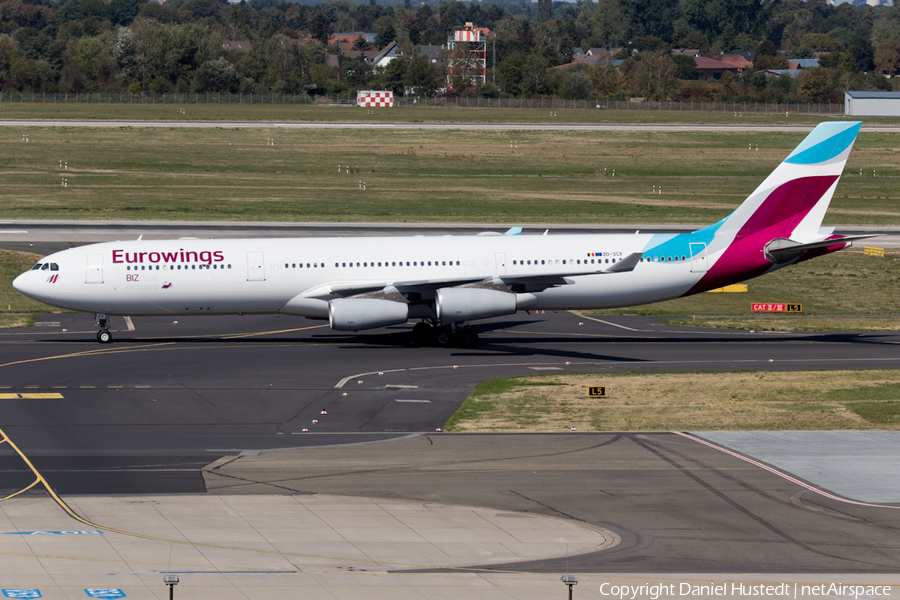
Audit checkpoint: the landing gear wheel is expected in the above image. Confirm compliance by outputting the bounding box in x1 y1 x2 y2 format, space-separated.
97 329 112 344
412 323 432 345
433 327 452 347
460 329 479 347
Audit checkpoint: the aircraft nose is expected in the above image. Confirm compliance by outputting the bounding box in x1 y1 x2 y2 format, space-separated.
12 271 38 299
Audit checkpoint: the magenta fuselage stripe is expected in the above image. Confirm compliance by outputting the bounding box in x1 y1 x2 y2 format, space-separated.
673 431 900 510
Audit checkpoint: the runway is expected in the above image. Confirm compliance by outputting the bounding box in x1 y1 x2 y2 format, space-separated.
3 118 900 133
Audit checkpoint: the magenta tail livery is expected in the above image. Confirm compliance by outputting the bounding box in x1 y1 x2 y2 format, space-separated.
13 122 872 345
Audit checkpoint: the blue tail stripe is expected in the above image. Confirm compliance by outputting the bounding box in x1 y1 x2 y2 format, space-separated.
784 122 861 165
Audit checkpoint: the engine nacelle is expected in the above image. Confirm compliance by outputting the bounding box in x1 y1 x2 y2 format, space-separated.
435 288 518 322
328 298 409 331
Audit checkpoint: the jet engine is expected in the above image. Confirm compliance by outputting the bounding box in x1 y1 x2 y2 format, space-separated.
328 298 409 331
435 288 521 322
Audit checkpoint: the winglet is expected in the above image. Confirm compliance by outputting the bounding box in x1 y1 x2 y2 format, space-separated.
603 252 643 273
504 227 522 236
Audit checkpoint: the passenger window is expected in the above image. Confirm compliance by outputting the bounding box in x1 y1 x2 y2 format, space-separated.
177 265 181 270
562 260 566 265
228 265 231 269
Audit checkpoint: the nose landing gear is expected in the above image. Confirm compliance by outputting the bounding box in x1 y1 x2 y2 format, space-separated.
95 313 112 343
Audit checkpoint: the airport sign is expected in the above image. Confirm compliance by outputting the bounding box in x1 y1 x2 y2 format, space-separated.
587 386 607 398
751 304 801 312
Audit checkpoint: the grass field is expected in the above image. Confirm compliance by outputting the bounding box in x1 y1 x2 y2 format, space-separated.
1 125 899 224
0 102 864 125
444 370 900 431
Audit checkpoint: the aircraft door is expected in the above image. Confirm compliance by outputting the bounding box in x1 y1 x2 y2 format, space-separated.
689 243 708 273
495 252 507 275
247 252 266 281
85 254 103 284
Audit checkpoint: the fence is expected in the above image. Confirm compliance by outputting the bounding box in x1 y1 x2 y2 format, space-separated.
0 92 844 114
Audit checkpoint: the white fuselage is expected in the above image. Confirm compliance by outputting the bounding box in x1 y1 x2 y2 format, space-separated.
14 234 705 318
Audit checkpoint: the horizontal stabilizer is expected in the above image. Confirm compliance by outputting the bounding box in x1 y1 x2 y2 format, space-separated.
765 235 878 263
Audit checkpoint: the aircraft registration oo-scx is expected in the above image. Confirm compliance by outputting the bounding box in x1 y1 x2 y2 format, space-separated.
14 121 873 346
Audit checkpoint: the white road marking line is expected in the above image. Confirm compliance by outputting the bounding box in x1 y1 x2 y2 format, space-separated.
395 399 431 403
575 313 643 332
528 367 563 370
124 316 135 331
385 384 418 389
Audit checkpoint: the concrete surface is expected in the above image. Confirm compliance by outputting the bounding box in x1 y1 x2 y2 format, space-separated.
1 492 897 599
695 431 900 503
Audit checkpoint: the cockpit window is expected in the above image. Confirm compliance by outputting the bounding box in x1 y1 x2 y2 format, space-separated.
50 263 59 271
31 263 43 270
41 263 49 271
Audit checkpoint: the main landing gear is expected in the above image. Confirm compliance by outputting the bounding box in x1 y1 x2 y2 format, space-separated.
95 313 112 344
412 322 479 347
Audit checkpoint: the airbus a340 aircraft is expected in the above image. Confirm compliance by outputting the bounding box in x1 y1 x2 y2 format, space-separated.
14 121 871 345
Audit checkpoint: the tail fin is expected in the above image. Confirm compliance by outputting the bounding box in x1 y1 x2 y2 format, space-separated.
682 122 862 293
716 121 861 245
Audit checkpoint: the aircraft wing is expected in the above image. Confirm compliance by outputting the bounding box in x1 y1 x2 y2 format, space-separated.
300 253 642 300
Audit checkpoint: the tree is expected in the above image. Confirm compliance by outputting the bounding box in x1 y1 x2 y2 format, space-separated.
672 54 696 79
10 57 55 90
375 22 395 49
874 40 900 76
405 52 441 96
127 17 174 87
798 66 830 100
351 35 370 51
557 66 593 99
381 51 407 94
537 0 552 22
193 56 238 92
76 35 117 89
224 5 249 40
589 60 628 98
310 11 331 46
632 51 677 100
109 0 146 27
620 0 676 43
559 33 575 63
58 0 109 24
